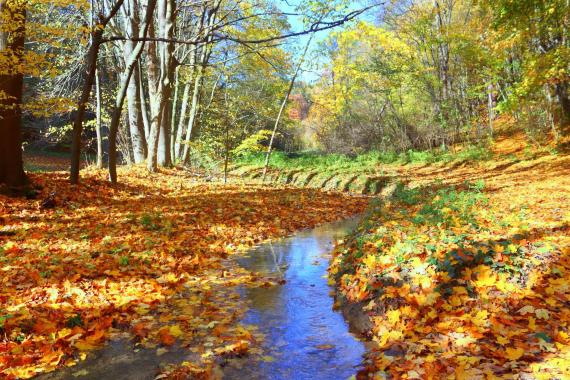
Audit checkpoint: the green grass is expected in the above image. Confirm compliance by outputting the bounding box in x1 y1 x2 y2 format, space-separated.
236 146 493 172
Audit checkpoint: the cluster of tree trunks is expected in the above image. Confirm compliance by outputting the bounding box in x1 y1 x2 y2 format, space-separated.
69 0 222 184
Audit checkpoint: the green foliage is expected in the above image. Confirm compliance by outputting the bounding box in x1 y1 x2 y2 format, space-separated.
232 130 274 157
119 256 130 266
66 314 83 328
183 141 221 174
140 213 162 231
412 185 487 228
392 183 421 206
237 145 493 172
0 313 12 330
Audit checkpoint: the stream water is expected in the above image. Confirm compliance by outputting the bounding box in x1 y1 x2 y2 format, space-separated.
38 217 365 380
222 217 365 379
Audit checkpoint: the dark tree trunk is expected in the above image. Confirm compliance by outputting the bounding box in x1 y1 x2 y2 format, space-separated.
70 29 104 184
555 82 570 125
69 0 125 184
0 0 27 189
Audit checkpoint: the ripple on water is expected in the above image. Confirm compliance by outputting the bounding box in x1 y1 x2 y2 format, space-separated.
223 217 366 380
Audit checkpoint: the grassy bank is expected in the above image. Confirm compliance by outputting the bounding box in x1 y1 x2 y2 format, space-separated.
230 135 562 196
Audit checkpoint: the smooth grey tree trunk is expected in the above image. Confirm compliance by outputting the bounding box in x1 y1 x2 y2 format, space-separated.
108 0 157 183
148 0 175 170
169 65 180 160
138 61 151 137
174 81 191 158
123 0 148 164
95 68 104 168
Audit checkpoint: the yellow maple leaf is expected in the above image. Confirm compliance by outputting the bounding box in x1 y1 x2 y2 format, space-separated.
363 254 376 269
474 265 496 287
528 316 536 331
505 347 525 361
455 335 477 347
169 324 184 338
494 244 505 253
473 310 489 327
74 340 100 351
497 336 509 345
386 309 401 325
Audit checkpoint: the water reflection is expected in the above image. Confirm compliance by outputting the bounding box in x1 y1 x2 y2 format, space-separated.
226 218 365 380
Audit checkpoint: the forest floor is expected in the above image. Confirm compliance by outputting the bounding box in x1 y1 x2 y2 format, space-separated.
328 135 570 379
4 133 570 379
0 167 368 378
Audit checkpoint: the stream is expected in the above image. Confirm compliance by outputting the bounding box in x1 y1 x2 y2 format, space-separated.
38 217 365 380
222 217 366 379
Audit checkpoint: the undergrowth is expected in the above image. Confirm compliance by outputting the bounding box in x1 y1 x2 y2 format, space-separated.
236 145 492 172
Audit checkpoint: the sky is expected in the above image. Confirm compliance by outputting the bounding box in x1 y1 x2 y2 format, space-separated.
276 0 378 83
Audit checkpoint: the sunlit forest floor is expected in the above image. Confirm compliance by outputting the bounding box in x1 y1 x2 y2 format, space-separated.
329 135 570 378
0 167 368 378
4 130 570 379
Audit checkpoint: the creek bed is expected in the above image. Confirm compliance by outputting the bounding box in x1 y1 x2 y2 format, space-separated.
223 217 366 379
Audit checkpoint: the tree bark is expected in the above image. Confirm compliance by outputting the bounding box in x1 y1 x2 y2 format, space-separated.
128 62 148 163
138 60 151 137
108 0 157 183
555 82 570 125
169 65 180 160
146 21 162 172
181 2 219 164
146 0 175 171
0 0 27 189
95 68 104 168
181 56 205 163
156 0 175 167
174 80 191 158
70 0 125 184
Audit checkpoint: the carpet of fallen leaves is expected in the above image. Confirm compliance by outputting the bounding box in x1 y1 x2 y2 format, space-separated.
0 166 368 379
330 152 570 379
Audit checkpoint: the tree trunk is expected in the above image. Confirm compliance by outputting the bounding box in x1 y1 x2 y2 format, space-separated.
70 0 125 184
174 81 191 158
0 0 27 189
123 0 147 164
138 61 151 137
555 82 570 125
146 0 175 171
146 21 162 172
70 30 103 184
157 0 175 167
170 65 180 160
108 0 157 183
127 62 148 163
95 68 104 168
181 58 205 163
181 2 219 164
